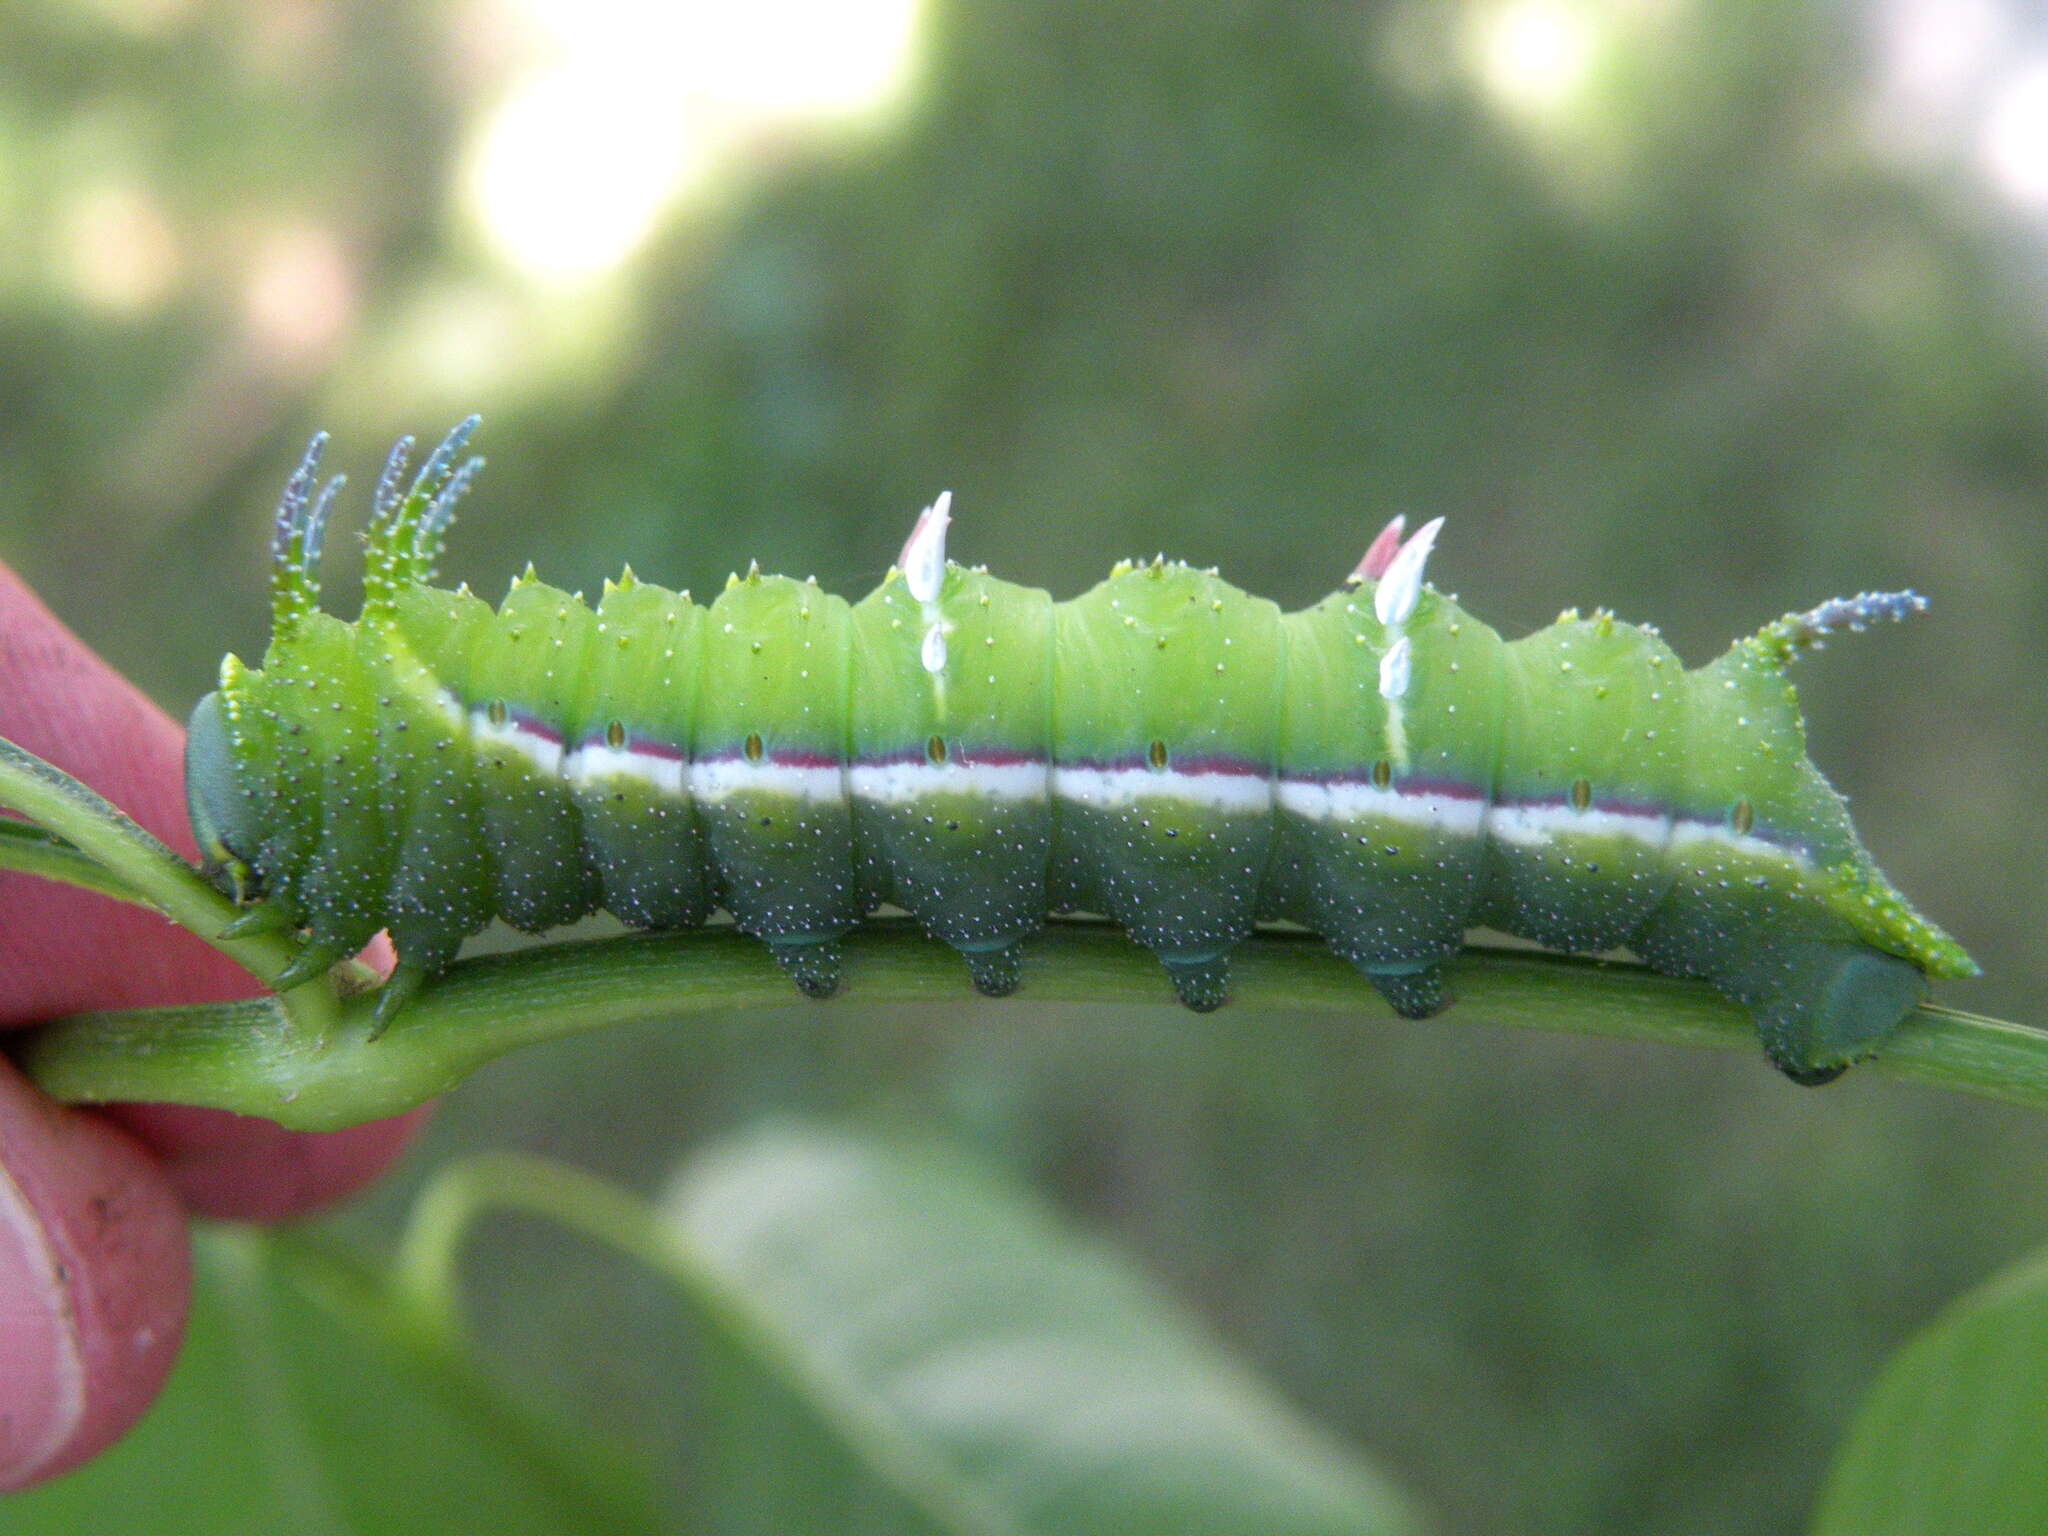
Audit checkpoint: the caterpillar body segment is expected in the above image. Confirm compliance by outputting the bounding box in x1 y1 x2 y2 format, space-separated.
1264 574 1510 1018
696 569 860 993
570 574 712 936
1048 561 1286 1012
185 426 1976 1083
850 560 1055 996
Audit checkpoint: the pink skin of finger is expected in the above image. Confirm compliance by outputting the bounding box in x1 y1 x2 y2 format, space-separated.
0 561 425 1487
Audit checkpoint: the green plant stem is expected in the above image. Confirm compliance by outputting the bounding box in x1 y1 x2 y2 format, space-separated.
0 816 385 996
0 819 154 906
0 737 339 1035
8 919 2041 1131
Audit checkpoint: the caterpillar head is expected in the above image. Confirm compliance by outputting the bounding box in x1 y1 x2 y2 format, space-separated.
184 689 264 903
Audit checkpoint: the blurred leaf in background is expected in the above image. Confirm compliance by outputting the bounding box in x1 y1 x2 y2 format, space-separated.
1813 1228 2048 1535
3 1138 1427 1535
0 1225 660 1535
662 1123 1423 1535
3 0 2047 1531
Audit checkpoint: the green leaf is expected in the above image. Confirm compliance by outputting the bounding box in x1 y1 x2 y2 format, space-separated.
1810 1245 2048 1535
4 1225 659 1536
661 1123 1427 1536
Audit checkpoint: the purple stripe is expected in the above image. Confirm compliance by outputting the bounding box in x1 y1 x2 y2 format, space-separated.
576 731 687 763
695 747 842 771
1494 791 1670 821
506 708 564 747
1056 752 1271 777
952 746 1042 769
1293 771 1488 800
852 745 1049 769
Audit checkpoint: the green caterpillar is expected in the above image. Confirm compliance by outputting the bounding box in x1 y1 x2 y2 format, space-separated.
185 421 1974 1082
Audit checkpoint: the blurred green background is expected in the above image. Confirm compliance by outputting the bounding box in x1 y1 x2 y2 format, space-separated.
3 0 2046 1529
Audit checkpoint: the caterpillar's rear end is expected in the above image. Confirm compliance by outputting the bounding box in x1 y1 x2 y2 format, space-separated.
188 422 1974 1076
1627 598 1972 1082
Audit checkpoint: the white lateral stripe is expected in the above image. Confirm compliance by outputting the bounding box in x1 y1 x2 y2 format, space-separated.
1273 787 1813 872
849 760 1048 804
691 758 846 804
1668 817 1797 866
1483 803 1671 850
1481 805 1798 870
1275 780 1487 834
1051 765 1274 814
564 743 688 797
470 709 563 776
446 697 1814 873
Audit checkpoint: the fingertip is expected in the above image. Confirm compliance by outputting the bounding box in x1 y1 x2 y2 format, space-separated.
0 1063 187 1491
105 1102 431 1223
0 562 256 1023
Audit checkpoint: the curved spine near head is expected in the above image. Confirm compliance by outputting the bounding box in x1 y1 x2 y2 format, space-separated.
361 415 484 614
268 432 344 633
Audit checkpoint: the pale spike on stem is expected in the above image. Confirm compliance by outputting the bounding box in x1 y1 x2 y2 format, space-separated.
412 455 485 578
362 419 486 610
1373 516 1444 628
390 417 477 536
269 433 335 630
1349 513 1407 584
270 432 326 566
899 491 953 603
412 416 480 504
302 471 344 578
1378 634 1412 700
391 418 480 579
370 434 416 529
1750 590 1928 666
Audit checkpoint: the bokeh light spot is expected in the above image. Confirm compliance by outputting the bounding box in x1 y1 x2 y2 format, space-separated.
1981 59 2048 211
241 224 357 372
467 65 700 286
1477 0 1596 117
59 183 180 313
466 0 925 285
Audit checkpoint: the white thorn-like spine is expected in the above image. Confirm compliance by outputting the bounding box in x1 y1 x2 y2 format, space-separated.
1378 635 1412 700
1350 513 1407 584
900 491 952 604
1374 516 1443 628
